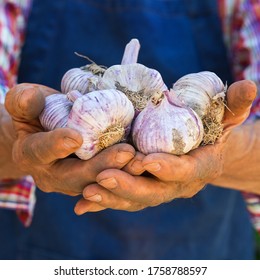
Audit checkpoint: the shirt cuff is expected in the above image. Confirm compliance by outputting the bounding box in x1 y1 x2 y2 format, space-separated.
0 175 36 226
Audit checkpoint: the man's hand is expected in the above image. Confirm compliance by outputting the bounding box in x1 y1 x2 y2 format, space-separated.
74 80 257 213
5 83 135 195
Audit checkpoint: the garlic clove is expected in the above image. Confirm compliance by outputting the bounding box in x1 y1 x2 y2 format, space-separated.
98 63 168 113
132 90 204 155
67 89 135 160
39 93 73 131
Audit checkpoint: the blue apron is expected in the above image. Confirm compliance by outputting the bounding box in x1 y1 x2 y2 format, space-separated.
0 0 254 259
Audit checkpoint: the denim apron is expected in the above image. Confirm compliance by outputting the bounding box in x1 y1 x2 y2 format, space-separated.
0 0 254 259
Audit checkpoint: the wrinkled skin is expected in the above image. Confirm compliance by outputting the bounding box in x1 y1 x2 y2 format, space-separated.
4 81 257 213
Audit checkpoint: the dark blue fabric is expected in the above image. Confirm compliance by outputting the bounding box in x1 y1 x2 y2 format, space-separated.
0 0 254 259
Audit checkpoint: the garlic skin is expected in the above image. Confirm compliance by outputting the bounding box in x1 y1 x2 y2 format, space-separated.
172 71 226 121
132 90 204 155
67 89 135 160
172 71 226 144
98 63 168 113
66 89 83 102
39 93 73 131
61 67 100 95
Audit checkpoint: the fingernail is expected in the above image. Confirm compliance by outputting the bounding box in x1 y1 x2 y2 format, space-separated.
131 160 145 173
144 163 161 172
99 177 118 189
85 194 102 202
63 137 80 149
116 151 134 164
74 206 85 215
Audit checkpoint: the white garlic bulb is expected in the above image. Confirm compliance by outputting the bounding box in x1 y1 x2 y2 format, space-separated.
172 71 226 144
172 71 226 119
39 93 73 131
67 89 135 160
98 63 168 113
61 66 101 95
132 90 204 155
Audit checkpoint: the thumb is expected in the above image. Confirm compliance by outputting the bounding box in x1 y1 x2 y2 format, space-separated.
223 80 257 130
5 83 58 122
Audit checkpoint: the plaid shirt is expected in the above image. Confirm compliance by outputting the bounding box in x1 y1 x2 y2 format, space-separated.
0 0 260 230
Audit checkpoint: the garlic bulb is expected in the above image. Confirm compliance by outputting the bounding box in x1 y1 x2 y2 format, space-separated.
172 71 226 144
61 66 101 95
39 93 73 131
172 71 226 119
67 89 135 160
132 90 204 155
98 63 168 113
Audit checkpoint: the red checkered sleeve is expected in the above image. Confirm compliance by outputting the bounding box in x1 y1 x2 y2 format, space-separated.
0 0 35 226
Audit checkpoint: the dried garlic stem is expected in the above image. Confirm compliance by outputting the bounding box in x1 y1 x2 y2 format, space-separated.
74 52 107 75
115 81 148 111
121 38 141 65
98 124 125 150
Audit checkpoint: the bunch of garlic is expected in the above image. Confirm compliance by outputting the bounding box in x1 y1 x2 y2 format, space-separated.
39 38 227 159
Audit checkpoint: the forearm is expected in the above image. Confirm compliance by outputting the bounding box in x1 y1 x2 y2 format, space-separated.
212 120 260 194
0 104 26 179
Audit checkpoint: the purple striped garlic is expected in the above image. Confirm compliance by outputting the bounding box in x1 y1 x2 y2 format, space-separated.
98 63 168 114
67 89 135 160
39 93 73 131
172 71 226 144
132 90 204 155
61 65 101 95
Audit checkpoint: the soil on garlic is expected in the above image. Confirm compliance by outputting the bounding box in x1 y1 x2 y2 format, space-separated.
171 129 186 155
201 99 225 145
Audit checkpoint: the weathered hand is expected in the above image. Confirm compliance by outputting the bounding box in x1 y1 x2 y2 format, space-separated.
5 83 135 195
74 80 257 213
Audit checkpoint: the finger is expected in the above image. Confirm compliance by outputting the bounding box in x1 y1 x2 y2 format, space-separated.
74 199 106 215
140 153 196 182
14 127 83 164
82 183 146 211
223 80 257 129
81 143 135 176
39 143 136 195
5 83 58 121
96 169 172 206
122 151 146 175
